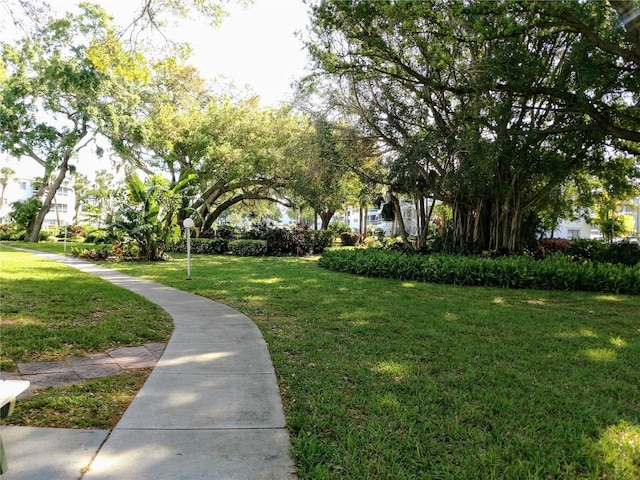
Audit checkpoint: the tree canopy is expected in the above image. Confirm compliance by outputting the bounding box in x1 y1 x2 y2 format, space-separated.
306 0 640 251
0 4 149 240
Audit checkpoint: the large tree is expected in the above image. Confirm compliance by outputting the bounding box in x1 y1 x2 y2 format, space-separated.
113 58 311 230
289 116 379 230
0 4 149 241
306 0 639 252
0 0 242 36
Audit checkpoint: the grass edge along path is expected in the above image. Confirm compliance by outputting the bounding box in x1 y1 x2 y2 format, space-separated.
0 245 173 429
4 243 640 479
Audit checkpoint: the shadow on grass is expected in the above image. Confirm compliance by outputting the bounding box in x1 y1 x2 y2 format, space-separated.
103 254 640 479
6 246 640 478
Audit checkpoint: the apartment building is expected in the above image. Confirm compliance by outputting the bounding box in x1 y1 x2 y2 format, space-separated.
1 161 76 229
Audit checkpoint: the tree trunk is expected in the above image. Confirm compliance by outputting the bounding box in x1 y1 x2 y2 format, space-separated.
29 156 70 242
363 207 368 237
390 194 411 246
320 210 334 230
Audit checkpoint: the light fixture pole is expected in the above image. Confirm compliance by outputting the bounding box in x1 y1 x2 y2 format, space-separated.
183 218 195 280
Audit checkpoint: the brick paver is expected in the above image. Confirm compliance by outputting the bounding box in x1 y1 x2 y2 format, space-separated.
3 343 166 396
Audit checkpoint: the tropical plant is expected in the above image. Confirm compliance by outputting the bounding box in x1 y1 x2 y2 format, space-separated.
109 173 193 260
8 198 41 238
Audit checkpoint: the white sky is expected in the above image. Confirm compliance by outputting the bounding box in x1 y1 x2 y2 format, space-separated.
2 0 314 178
49 0 313 107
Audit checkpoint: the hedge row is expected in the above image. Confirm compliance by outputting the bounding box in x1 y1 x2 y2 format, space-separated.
166 238 229 255
318 248 640 294
247 224 334 256
229 239 268 256
166 224 334 257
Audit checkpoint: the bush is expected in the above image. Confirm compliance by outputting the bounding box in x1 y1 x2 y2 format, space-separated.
363 236 382 248
565 238 605 262
318 248 640 295
229 239 268 256
0 224 21 241
247 221 333 255
566 239 640 266
308 229 334 254
537 238 571 254
215 225 241 240
340 232 361 246
70 245 112 260
595 241 640 267
166 238 229 255
56 225 86 239
85 228 107 244
327 220 351 237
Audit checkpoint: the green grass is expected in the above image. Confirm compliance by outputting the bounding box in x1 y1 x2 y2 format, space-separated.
4 242 640 479
0 246 173 371
5 371 150 430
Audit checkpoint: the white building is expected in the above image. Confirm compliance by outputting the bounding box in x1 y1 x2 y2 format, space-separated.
341 200 419 236
551 198 640 240
1 159 76 229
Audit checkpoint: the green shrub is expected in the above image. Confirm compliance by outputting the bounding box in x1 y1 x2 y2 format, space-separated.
363 236 382 248
566 239 640 266
229 239 267 256
56 225 86 239
215 225 241 240
327 220 351 237
70 245 112 260
166 238 229 254
38 230 51 241
565 238 605 261
594 241 640 267
247 222 333 255
0 224 21 241
84 228 107 244
318 248 640 294
308 229 334 254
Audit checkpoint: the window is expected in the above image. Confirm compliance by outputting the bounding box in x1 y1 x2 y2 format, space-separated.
58 187 70 196
19 181 28 190
568 229 580 239
49 204 68 213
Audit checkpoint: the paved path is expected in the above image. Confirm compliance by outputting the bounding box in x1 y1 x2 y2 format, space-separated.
2 344 167 392
1 250 296 480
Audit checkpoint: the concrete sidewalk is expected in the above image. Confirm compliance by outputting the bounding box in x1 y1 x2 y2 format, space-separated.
1 250 296 479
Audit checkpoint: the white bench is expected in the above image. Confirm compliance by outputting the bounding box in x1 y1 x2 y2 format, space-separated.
0 380 30 474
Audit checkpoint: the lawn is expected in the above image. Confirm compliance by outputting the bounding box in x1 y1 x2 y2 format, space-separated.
3 242 640 479
0 245 173 429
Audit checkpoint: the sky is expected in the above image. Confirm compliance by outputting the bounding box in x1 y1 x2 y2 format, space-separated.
49 0 314 107
3 0 314 178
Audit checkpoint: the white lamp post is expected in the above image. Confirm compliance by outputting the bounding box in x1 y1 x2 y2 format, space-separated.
183 218 195 280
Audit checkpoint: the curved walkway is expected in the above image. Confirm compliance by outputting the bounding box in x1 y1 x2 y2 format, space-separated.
2 250 296 480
